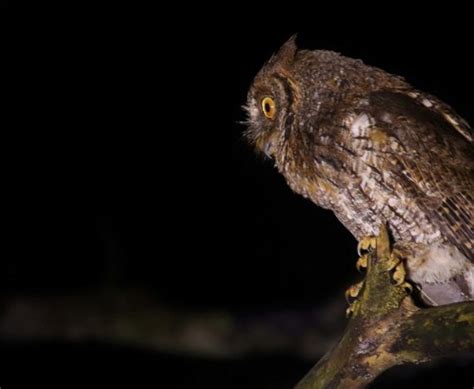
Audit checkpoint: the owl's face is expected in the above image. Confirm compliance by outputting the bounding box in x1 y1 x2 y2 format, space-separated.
245 76 296 158
244 37 301 159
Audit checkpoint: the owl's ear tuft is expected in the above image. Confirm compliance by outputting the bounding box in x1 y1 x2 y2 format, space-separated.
269 34 298 69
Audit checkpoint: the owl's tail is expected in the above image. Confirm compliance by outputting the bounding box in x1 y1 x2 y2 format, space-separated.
417 266 474 306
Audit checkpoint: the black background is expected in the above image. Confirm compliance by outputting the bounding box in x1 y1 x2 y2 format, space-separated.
5 17 474 388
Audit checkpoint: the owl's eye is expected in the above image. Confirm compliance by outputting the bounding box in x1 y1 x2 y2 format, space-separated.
261 97 276 119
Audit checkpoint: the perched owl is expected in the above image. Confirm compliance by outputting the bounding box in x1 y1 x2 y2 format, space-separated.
245 37 473 306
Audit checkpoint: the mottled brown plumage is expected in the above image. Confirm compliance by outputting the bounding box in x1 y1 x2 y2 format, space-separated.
245 37 474 305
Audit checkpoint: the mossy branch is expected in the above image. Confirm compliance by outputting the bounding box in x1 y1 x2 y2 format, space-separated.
295 225 474 389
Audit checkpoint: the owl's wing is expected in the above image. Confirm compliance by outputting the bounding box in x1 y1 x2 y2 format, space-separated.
406 91 473 143
363 90 473 262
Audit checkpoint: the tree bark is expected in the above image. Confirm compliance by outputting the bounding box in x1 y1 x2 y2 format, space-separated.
296 225 474 389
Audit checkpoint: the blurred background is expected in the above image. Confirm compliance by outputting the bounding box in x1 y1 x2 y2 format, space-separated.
5 19 474 388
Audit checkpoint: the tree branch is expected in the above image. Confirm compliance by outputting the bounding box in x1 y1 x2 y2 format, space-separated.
295 225 474 389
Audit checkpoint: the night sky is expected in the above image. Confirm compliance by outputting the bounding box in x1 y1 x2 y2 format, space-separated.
5 19 474 388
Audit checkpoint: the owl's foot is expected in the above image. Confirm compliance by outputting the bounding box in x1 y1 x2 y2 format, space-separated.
345 236 377 316
346 298 361 317
345 280 364 303
355 235 376 272
387 251 413 292
345 280 365 317
357 236 377 256
356 254 369 272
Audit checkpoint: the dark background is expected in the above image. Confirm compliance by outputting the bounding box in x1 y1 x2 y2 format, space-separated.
5 20 474 388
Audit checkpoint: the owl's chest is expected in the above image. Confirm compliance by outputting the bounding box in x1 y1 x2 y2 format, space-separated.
282 152 441 247
330 164 439 244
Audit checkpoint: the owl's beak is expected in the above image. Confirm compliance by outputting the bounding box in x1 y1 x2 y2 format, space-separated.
263 141 273 158
256 136 276 158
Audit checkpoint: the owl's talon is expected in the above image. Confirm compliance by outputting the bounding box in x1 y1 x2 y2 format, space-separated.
346 300 361 318
402 282 413 293
386 252 401 272
345 281 364 303
392 261 407 286
389 253 413 292
345 306 354 317
357 236 377 256
356 254 368 272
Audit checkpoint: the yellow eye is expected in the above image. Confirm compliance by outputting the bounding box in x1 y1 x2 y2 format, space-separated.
261 97 276 119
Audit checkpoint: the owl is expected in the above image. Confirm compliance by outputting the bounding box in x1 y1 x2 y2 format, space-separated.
245 36 474 306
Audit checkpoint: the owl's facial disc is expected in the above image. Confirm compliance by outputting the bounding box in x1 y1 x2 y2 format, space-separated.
245 92 282 157
245 36 301 158
245 80 297 159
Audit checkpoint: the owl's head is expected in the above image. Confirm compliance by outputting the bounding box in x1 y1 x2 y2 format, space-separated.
244 36 301 159
244 37 403 164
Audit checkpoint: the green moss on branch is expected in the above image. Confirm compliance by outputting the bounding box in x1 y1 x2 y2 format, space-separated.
296 225 474 389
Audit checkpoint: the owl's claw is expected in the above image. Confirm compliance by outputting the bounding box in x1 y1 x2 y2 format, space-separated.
346 300 361 317
388 252 413 293
401 282 413 293
386 251 401 272
346 236 376 318
345 281 364 317
345 305 353 317
345 281 364 303
392 261 405 285
347 233 413 318
356 254 368 272
357 236 377 256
